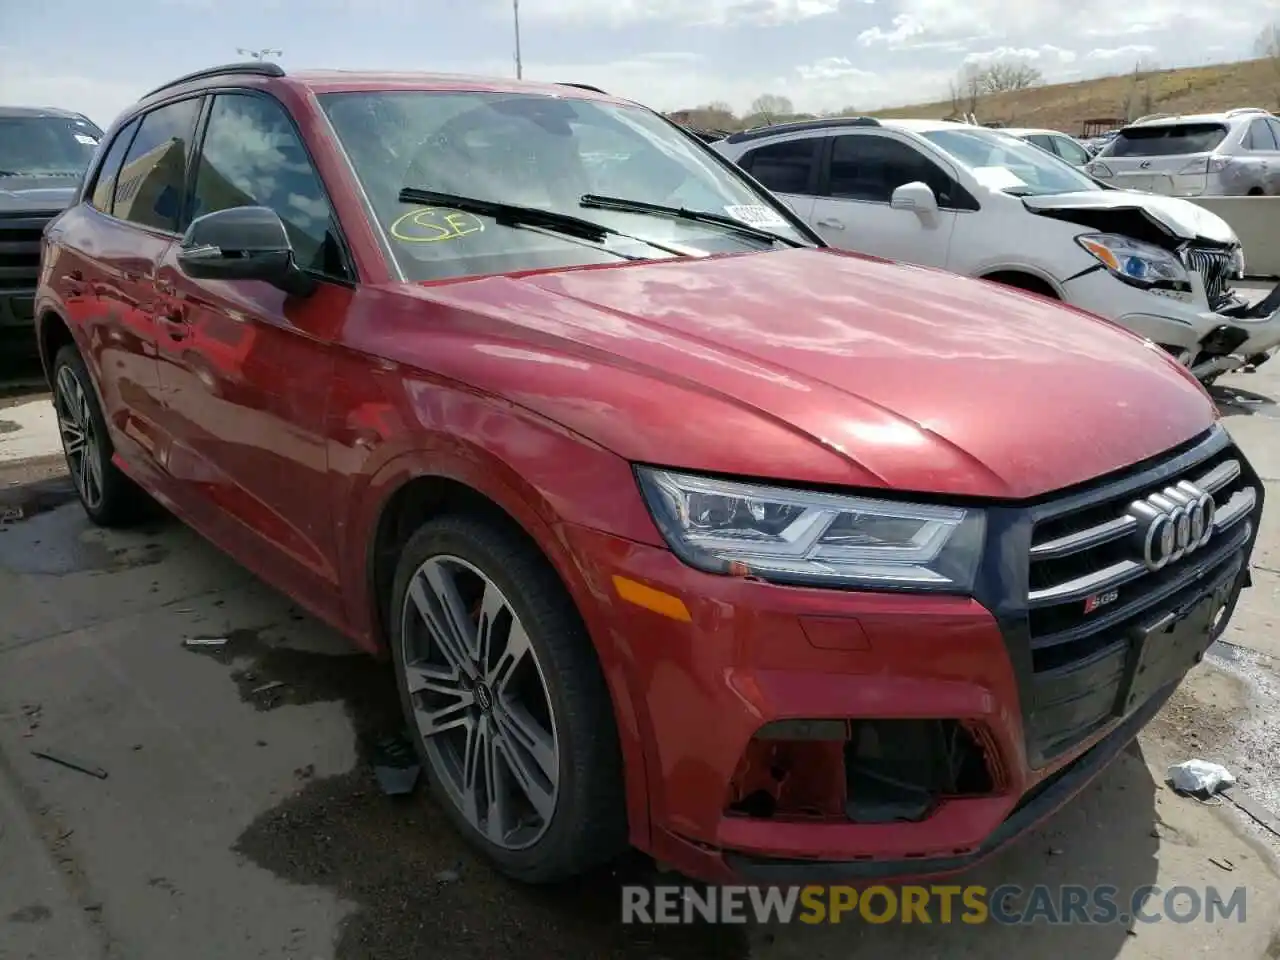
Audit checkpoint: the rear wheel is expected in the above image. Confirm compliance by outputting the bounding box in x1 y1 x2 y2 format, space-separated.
51 345 152 527
389 513 626 883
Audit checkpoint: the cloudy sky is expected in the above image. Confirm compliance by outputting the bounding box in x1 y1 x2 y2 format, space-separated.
2 0 1276 127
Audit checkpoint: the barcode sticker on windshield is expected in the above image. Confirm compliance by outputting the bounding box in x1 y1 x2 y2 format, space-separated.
74 134 98 145
724 204 788 228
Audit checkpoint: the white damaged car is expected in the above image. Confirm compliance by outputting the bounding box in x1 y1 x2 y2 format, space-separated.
712 117 1280 382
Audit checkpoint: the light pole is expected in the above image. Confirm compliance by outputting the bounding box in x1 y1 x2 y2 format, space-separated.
512 0 523 79
237 47 282 61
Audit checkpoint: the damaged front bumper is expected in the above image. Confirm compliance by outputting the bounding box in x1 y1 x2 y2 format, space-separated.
1186 281 1280 380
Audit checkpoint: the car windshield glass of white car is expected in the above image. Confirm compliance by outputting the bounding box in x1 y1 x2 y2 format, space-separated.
922 128 1100 197
321 91 812 282
1103 123 1230 157
0 116 101 178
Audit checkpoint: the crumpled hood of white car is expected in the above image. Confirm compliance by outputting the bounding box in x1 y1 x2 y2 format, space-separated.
1021 190 1238 245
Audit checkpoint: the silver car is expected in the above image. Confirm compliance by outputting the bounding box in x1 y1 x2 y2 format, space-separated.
1086 109 1280 197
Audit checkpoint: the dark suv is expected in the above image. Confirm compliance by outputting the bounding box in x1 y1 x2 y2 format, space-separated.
1 107 104 354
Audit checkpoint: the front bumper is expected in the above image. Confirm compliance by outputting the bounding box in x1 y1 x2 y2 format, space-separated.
568 426 1263 884
1063 267 1280 378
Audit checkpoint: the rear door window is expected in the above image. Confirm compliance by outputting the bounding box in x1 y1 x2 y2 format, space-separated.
114 97 203 233
1024 134 1054 152
1107 123 1229 157
1245 118 1279 151
88 119 140 214
740 138 820 195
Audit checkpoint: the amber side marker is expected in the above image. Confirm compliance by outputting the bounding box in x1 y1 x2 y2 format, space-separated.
611 575 692 622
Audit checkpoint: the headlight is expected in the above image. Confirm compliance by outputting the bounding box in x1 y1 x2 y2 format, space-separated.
635 468 987 592
1076 233 1190 291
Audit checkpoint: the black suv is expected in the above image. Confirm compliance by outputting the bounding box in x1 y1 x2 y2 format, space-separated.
1 107 104 354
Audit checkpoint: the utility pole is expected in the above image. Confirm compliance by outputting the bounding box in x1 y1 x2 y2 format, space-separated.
513 0 523 79
237 47 282 61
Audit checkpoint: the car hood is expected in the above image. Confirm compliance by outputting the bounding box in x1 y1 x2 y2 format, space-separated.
400 248 1217 500
1022 190 1237 245
0 178 79 214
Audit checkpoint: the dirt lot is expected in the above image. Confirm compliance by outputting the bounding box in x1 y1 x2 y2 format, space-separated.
2 352 1279 960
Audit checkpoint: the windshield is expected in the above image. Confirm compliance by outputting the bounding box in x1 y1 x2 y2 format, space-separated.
1101 123 1230 157
320 90 812 283
922 127 1100 196
0 116 102 178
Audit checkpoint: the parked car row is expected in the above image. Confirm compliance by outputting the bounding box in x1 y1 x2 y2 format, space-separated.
711 115 1280 382
15 64 1274 894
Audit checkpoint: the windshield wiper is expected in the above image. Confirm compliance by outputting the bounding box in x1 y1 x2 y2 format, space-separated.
579 194 805 248
397 188 689 259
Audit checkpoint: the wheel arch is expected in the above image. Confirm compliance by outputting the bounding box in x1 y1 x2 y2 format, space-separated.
353 451 654 848
979 267 1064 299
36 309 78 387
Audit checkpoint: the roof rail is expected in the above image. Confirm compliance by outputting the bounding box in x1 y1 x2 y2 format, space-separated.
557 82 608 94
141 61 285 100
724 115 880 144
1226 107 1272 117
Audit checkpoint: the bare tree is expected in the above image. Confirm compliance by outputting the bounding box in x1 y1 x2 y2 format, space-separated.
749 94 794 125
1120 58 1161 121
975 60 1044 94
1258 23 1280 108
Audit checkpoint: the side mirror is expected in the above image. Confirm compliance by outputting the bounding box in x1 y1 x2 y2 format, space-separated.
177 206 315 297
889 181 940 226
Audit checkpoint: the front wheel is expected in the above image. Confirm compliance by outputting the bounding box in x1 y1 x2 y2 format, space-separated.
51 345 152 527
389 513 626 883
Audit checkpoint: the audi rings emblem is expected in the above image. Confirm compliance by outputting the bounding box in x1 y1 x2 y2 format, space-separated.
1126 480 1216 572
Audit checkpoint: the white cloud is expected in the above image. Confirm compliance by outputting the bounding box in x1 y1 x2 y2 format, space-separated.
858 0 1274 50
506 0 842 27
0 64 154 128
1086 44 1158 60
964 45 1078 65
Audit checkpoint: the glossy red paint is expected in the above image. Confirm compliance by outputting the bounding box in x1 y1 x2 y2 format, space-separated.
35 70 1223 884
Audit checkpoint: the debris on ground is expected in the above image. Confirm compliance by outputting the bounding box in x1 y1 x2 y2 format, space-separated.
251 681 286 696
1168 759 1236 798
433 867 461 884
370 732 421 796
31 748 109 780
1208 857 1235 872
183 636 229 648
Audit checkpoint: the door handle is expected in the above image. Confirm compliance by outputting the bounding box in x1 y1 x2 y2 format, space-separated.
815 218 845 230
158 306 190 340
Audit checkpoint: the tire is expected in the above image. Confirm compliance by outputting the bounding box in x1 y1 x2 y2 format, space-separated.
51 344 152 527
389 513 627 883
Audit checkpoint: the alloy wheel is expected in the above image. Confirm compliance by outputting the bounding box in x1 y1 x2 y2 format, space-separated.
54 365 104 512
400 555 560 850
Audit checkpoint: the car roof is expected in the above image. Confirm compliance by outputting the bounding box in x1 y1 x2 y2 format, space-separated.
999 127 1071 138
0 105 91 120
136 63 634 109
1123 112 1260 129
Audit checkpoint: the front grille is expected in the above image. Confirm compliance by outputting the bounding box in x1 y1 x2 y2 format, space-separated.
1022 429 1260 761
1183 246 1235 310
0 214 53 292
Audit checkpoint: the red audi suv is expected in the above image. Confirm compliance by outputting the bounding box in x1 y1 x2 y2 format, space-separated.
35 63 1263 885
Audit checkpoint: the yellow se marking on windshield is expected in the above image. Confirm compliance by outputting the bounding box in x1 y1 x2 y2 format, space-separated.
390 208 485 243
